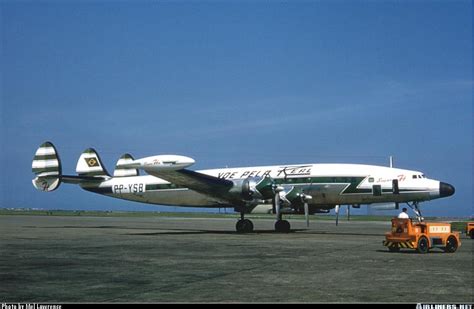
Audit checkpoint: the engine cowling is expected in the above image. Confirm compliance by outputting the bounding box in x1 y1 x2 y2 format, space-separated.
277 186 318 214
280 187 310 206
235 176 280 201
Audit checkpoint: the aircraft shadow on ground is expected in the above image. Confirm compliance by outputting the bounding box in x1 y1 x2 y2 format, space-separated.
127 229 384 237
35 225 384 237
128 228 307 236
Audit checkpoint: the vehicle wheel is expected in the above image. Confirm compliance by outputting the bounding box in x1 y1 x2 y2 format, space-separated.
388 244 400 252
417 236 429 254
275 220 291 233
236 219 253 233
444 235 458 253
470 230 474 239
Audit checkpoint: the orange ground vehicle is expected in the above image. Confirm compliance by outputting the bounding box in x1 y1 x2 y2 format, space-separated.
383 218 461 253
467 222 474 239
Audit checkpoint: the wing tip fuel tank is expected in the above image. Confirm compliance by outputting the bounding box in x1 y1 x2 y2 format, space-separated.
122 155 195 172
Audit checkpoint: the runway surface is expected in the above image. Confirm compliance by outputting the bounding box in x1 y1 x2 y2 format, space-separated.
1 214 472 303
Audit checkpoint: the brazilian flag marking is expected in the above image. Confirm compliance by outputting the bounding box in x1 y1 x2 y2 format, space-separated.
85 157 100 167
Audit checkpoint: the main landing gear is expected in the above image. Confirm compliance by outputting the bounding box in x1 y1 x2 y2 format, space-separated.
235 213 292 233
274 219 291 233
236 212 254 233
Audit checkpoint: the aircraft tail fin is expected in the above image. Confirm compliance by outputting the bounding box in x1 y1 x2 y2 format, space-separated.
76 148 111 178
114 154 139 177
32 142 111 192
32 141 62 191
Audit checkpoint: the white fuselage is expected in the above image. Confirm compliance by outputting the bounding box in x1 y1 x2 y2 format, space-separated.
82 163 443 209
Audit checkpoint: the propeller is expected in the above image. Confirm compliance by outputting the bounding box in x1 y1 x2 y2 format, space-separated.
335 205 340 226
300 194 312 228
273 185 284 220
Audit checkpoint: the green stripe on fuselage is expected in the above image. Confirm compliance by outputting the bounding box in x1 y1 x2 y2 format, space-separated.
146 183 184 191
274 176 368 194
146 176 371 194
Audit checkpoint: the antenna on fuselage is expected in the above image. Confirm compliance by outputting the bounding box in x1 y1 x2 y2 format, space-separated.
389 156 394 168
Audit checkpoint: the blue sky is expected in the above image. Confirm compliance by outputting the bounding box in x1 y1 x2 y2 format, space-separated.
1 1 472 216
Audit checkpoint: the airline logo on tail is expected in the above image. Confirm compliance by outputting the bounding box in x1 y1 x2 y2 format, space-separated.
85 157 100 167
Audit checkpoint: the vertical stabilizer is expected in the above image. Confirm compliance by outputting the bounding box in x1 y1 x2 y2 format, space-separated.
32 141 62 191
114 154 139 177
76 148 111 177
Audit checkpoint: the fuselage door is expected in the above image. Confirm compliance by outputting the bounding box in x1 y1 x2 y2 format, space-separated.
373 185 382 196
392 179 400 194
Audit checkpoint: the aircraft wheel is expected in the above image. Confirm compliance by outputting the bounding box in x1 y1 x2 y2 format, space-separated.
275 220 291 233
236 219 254 233
444 235 458 253
417 236 429 254
470 230 474 239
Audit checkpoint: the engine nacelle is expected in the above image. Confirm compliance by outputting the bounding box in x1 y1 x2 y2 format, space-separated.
231 176 280 201
279 186 312 209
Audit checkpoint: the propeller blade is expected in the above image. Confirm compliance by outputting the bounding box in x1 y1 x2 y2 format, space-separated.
275 192 280 219
304 202 309 227
335 205 340 226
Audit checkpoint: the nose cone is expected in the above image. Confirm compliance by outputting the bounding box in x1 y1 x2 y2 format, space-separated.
440 182 455 198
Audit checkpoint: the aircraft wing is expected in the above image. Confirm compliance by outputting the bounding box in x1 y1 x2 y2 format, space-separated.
145 169 236 202
122 154 241 205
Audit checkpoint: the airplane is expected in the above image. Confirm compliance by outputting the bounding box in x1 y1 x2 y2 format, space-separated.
32 141 455 233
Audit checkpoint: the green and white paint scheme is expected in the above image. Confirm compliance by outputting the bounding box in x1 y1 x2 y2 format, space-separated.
32 141 455 233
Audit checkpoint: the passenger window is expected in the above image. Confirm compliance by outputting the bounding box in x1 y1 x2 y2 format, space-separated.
368 177 374 183
412 175 417 179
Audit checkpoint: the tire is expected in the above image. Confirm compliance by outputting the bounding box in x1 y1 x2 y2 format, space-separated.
275 220 291 233
236 220 244 233
470 230 474 239
388 244 400 252
242 219 254 233
236 219 253 233
417 236 429 254
444 235 458 253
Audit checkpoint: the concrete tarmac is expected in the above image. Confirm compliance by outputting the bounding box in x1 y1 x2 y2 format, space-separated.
0 214 472 303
